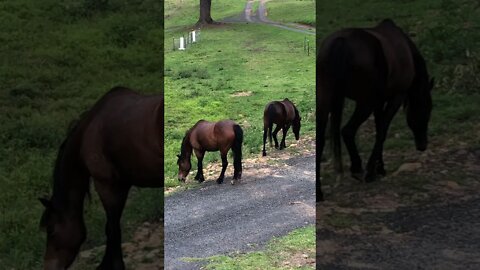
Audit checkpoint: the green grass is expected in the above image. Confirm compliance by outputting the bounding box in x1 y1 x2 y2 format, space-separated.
317 0 480 189
164 1 316 187
0 0 163 268
267 0 316 26
193 226 315 270
165 0 246 29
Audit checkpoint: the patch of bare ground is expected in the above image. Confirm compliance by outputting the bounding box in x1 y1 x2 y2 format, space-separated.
74 221 164 269
281 252 316 268
230 90 253 97
318 139 480 269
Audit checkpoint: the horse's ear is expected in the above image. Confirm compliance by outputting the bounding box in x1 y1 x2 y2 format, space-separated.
39 198 51 208
429 77 435 91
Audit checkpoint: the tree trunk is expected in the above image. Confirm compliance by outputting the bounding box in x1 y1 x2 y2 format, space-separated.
197 0 214 25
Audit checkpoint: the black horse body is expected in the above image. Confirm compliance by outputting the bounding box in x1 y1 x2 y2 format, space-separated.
317 19 434 201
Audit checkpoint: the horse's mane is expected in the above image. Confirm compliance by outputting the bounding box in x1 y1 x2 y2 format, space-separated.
180 120 205 158
403 32 430 109
40 116 86 229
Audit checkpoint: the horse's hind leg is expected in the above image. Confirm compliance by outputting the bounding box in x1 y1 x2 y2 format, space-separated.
217 151 228 184
341 104 373 181
272 125 282 149
280 124 290 149
194 149 205 182
94 181 131 270
365 98 403 182
262 124 268 156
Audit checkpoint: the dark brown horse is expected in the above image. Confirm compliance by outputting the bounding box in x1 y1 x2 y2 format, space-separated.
177 120 243 185
317 19 434 201
262 98 302 156
39 87 163 269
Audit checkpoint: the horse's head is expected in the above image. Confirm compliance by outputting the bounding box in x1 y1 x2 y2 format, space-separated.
39 198 85 270
292 109 302 140
406 77 434 151
177 154 191 182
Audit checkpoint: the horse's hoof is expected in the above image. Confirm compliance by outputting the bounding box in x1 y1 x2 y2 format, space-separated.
230 180 235 185
262 152 267 156
197 178 204 183
351 172 364 182
364 173 377 183
216 179 224 184
376 167 386 177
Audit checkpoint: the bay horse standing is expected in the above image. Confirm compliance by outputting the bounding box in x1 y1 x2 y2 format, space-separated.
262 98 302 156
39 87 164 269
316 19 434 201
177 120 243 185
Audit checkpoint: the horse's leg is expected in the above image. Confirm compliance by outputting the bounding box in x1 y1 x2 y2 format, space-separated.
341 104 373 181
365 97 404 182
194 149 205 182
263 122 268 156
217 150 228 184
280 124 290 149
95 181 131 270
272 125 282 149
268 122 273 147
317 108 329 202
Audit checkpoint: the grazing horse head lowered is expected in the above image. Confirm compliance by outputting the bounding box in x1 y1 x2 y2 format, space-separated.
177 120 243 185
40 87 164 269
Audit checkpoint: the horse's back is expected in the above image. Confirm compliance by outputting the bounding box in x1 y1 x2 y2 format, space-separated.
190 120 237 151
367 19 415 93
80 88 164 185
318 19 416 102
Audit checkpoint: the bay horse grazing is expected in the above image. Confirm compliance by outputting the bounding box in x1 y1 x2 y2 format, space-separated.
39 87 164 269
316 19 434 201
177 120 243 185
262 98 302 156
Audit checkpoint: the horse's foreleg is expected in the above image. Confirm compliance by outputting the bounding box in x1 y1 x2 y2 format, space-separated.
95 182 131 270
272 125 282 149
217 153 228 184
194 150 205 182
280 125 290 149
365 97 403 182
341 104 373 181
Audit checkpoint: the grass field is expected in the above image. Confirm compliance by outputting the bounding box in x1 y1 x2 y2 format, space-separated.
164 0 316 188
266 0 316 26
0 1 163 268
198 225 315 269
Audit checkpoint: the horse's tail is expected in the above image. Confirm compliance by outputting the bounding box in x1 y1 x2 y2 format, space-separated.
232 124 243 176
327 37 351 174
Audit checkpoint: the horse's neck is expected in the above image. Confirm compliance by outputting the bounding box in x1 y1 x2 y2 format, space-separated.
182 134 193 157
52 140 89 214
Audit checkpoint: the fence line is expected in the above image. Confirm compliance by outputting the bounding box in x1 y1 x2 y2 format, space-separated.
172 29 202 51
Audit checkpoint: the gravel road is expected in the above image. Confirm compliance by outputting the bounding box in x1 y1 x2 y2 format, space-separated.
165 155 315 269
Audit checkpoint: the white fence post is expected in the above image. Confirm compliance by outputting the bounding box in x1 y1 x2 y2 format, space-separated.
179 37 185 50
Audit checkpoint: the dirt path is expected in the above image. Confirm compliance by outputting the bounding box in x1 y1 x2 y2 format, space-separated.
222 0 315 35
164 138 316 269
317 144 480 269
